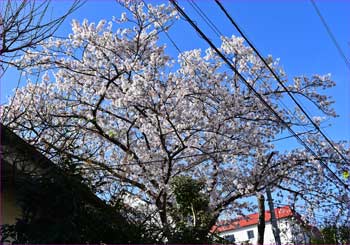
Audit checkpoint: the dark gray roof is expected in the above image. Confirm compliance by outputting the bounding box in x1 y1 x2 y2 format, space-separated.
0 123 108 209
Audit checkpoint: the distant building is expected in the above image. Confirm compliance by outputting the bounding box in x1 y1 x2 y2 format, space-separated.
212 206 319 244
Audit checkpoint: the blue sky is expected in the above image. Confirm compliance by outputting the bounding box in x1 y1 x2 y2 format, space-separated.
1 0 349 146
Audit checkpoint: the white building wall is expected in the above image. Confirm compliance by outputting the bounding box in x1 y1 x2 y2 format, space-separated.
219 218 309 244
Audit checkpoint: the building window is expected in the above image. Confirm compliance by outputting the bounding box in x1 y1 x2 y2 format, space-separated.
225 234 235 243
247 230 254 239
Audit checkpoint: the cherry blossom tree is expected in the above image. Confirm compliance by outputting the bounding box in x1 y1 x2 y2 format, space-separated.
2 1 349 239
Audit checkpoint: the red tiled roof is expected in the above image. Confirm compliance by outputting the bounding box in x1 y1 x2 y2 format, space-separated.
212 206 295 233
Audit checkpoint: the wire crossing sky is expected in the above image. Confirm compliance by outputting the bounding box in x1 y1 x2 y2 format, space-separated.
213 0 349 164
310 0 350 71
1 1 349 146
170 0 349 190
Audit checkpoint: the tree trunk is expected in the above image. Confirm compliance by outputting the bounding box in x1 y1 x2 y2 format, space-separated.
257 193 265 245
156 192 170 241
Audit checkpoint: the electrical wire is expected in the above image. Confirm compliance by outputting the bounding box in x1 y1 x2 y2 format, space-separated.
139 1 320 167
310 0 350 71
170 0 349 190
123 1 310 166
188 0 223 38
186 0 316 144
94 128 323 167
214 0 350 165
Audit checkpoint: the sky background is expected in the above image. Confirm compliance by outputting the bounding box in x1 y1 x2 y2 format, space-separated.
1 0 349 149
1 0 349 222
0 0 350 151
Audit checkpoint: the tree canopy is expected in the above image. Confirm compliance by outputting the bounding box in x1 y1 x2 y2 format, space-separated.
2 1 349 240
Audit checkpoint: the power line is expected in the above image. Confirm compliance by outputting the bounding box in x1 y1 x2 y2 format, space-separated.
141 1 322 167
143 1 345 190
118 129 321 166
186 1 315 142
187 2 321 150
214 0 350 165
310 0 350 71
170 0 348 190
143 1 183 56
80 128 322 169
145 1 308 142
188 0 223 38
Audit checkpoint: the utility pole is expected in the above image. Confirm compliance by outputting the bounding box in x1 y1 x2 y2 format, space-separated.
265 152 281 245
257 193 265 245
266 187 281 245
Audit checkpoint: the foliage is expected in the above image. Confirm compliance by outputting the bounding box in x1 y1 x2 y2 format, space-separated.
168 176 215 243
0 164 156 244
311 225 350 244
